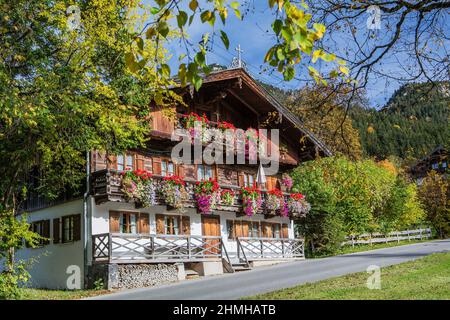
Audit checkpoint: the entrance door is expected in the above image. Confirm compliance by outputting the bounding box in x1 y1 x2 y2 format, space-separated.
201 215 221 255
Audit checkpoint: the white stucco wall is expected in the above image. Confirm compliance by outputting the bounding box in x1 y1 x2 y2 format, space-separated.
16 199 85 289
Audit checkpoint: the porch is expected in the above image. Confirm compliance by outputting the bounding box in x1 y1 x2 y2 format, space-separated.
92 233 305 269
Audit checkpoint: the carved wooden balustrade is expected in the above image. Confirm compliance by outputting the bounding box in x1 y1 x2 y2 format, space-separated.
91 169 299 218
92 233 227 264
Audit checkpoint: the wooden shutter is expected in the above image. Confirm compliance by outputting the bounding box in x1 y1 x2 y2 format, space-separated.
43 220 50 245
242 221 250 237
109 211 120 233
181 216 190 235
108 154 117 170
282 224 289 239
53 218 60 244
73 214 81 241
155 214 165 234
138 213 150 234
238 172 245 187
152 157 162 175
177 164 185 178
266 177 275 191
135 153 145 171
234 221 243 238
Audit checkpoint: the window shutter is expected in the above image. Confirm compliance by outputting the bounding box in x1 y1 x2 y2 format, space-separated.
109 211 120 233
108 155 117 170
234 221 243 238
282 224 289 239
242 221 250 237
177 164 185 178
181 216 190 235
43 220 50 245
262 222 270 238
53 218 61 244
266 177 274 191
155 214 165 234
136 154 145 170
152 157 162 175
138 213 150 234
73 214 81 241
238 172 245 187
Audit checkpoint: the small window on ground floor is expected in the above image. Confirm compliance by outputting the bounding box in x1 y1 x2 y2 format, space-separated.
30 220 50 246
53 214 81 244
109 211 149 234
156 214 190 235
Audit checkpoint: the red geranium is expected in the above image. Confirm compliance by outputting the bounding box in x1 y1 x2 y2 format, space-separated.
268 188 284 198
163 175 185 186
290 193 304 201
218 121 236 130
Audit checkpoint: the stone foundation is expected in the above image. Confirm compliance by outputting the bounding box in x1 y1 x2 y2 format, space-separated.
88 263 179 290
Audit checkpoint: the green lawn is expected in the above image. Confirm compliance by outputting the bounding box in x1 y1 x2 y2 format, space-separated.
247 251 450 300
18 288 110 300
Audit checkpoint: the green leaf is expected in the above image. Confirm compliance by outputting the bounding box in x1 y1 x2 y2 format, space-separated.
135 37 144 52
159 63 171 77
312 49 322 63
283 66 295 81
193 74 203 91
150 7 160 15
145 27 156 39
220 30 230 49
230 2 240 9
272 19 282 35
177 11 188 28
194 52 206 66
234 9 241 20
200 11 212 23
276 48 285 60
157 21 169 38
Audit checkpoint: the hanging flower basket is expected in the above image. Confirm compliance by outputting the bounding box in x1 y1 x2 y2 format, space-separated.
121 169 157 207
281 175 293 191
160 175 188 212
288 193 311 218
182 112 210 143
240 186 262 216
194 178 221 214
220 189 235 206
265 188 284 215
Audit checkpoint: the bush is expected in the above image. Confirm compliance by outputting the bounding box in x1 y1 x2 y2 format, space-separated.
292 156 426 256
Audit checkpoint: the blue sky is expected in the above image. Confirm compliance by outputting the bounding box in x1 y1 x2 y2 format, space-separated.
154 1 448 109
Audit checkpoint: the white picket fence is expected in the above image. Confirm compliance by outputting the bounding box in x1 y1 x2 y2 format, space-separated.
343 228 432 247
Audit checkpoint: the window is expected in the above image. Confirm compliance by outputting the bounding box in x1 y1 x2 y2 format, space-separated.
164 216 179 235
162 160 175 177
197 164 214 180
249 221 261 238
243 173 255 187
30 220 50 246
109 211 149 234
442 161 447 168
431 162 439 170
156 214 190 235
226 220 260 240
120 212 137 234
116 153 134 171
273 224 281 239
53 214 81 244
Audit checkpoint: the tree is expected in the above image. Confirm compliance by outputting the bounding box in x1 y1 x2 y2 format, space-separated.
286 83 363 159
0 0 176 290
418 171 449 238
306 1 450 102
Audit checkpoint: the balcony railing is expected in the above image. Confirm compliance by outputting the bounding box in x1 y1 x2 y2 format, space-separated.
236 237 304 261
91 169 299 218
92 233 305 264
92 233 226 264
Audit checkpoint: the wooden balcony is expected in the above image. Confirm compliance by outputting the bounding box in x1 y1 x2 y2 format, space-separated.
91 169 297 218
92 233 305 264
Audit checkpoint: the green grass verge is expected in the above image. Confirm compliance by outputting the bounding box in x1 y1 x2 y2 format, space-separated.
18 288 110 300
334 239 431 256
246 251 450 300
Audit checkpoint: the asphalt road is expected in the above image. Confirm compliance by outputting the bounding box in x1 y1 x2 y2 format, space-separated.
90 239 450 300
